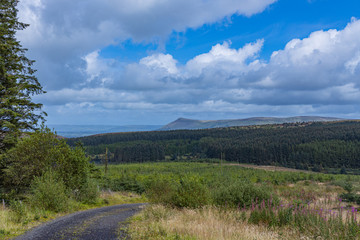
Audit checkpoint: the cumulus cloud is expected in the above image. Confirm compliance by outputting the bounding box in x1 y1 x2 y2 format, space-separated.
186 40 264 77
17 0 276 90
58 19 360 109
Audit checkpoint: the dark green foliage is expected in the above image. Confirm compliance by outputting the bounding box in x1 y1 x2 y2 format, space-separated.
70 121 360 171
213 180 275 208
103 176 145 194
147 175 210 208
339 192 360 204
339 180 360 204
75 178 99 204
2 127 98 203
0 0 45 153
3 128 90 193
29 170 69 212
113 142 165 163
170 176 210 208
147 179 178 206
0 0 45 193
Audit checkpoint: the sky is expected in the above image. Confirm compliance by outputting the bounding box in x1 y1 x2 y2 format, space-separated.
17 0 360 125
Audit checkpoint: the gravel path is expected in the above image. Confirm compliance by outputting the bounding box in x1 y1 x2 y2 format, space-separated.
15 203 146 240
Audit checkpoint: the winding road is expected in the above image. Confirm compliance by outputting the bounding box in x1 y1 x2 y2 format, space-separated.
15 203 146 240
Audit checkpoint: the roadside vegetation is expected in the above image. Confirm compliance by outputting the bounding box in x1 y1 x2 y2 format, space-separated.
0 1 146 238
96 162 360 240
0 128 146 239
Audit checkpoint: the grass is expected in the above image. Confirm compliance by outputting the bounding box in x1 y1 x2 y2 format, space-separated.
128 182 360 239
0 191 147 239
128 205 290 240
3 162 360 239
115 162 360 240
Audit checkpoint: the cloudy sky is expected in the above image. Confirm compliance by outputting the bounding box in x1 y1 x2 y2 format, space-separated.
17 0 360 125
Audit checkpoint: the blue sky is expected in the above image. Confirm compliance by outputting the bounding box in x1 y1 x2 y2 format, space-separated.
17 0 360 125
101 0 358 63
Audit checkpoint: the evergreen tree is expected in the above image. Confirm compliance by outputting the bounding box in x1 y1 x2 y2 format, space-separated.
0 0 45 152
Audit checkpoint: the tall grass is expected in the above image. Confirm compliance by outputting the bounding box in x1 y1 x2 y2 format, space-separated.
129 205 290 240
121 162 360 239
247 198 360 239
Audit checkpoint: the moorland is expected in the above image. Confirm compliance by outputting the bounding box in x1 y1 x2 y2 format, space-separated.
2 121 360 239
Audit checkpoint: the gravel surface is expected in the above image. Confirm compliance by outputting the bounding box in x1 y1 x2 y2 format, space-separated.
15 203 146 240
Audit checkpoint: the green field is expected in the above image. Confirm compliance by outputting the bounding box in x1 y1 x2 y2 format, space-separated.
97 162 360 239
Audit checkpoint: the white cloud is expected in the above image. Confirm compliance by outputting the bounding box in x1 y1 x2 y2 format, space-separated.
17 0 276 92
38 18 360 123
345 52 360 74
186 40 264 76
140 54 178 74
17 1 360 123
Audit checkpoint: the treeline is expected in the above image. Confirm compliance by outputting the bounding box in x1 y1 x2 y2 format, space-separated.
68 121 360 171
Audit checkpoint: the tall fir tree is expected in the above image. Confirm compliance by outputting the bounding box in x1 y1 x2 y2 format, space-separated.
0 0 46 153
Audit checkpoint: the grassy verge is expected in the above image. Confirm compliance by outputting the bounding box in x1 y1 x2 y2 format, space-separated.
97 162 360 239
0 191 147 239
125 170 360 240
128 205 290 240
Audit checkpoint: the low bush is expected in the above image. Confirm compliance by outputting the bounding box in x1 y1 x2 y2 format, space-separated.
75 178 99 204
147 179 178 206
147 175 210 208
104 176 145 194
28 170 69 212
213 180 275 208
171 176 210 208
2 127 91 194
339 192 360 204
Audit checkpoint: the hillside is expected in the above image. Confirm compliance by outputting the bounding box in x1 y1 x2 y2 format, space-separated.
51 116 342 137
160 116 343 130
49 124 163 138
69 120 360 173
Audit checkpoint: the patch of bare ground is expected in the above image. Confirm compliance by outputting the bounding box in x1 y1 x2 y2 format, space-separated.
224 163 311 173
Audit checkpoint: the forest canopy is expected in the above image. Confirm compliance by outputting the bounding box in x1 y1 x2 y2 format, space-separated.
68 121 360 173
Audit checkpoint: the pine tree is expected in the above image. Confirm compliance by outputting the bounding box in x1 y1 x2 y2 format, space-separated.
0 0 46 153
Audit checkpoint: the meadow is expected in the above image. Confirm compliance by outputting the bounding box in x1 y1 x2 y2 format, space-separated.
98 162 360 239
2 159 360 239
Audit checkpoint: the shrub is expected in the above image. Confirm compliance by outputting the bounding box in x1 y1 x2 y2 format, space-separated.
147 179 177 206
339 192 360 204
29 170 69 212
213 180 275 208
171 176 210 208
147 175 210 208
75 178 99 204
104 176 145 194
2 127 91 195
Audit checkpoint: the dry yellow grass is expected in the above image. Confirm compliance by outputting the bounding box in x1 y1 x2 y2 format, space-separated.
129 205 303 240
225 163 311 173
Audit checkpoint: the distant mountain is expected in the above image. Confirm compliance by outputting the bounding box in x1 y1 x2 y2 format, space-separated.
48 125 163 138
160 116 343 130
